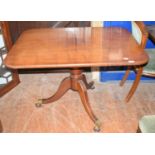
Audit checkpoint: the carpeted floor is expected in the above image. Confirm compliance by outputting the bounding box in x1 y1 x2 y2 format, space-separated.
0 72 155 132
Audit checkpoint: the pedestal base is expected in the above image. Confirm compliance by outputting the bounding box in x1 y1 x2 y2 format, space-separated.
35 68 101 132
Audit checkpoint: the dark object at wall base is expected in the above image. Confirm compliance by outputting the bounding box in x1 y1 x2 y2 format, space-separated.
0 119 3 133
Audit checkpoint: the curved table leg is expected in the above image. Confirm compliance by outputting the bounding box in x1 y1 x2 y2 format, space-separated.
35 68 100 132
35 77 71 107
120 67 131 86
76 80 101 132
125 67 143 102
82 74 95 89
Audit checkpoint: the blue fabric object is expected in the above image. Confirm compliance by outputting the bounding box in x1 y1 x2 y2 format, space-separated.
100 71 155 82
103 21 155 48
143 21 155 25
146 40 155 48
104 21 132 32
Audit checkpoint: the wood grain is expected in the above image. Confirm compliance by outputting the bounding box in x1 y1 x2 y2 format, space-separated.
5 27 149 69
8 21 90 43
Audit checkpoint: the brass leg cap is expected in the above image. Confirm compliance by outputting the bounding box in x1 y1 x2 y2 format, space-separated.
35 99 43 108
93 119 101 132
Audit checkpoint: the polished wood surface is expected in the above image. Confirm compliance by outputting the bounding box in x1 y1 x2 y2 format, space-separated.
8 21 90 43
35 68 100 131
8 21 90 74
36 69 100 129
125 66 143 102
5 27 148 69
4 27 149 131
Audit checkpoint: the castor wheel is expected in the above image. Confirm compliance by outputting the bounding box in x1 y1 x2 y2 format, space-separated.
35 99 43 108
93 119 101 132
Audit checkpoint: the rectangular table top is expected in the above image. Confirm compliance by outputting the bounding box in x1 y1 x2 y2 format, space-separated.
5 27 148 69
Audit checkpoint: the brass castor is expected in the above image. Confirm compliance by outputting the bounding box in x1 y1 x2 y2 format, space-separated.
35 99 43 108
93 119 101 132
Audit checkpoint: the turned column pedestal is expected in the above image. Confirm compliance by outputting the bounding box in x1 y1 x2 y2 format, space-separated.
35 68 101 132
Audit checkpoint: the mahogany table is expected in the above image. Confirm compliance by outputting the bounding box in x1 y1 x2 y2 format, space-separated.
5 27 148 131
